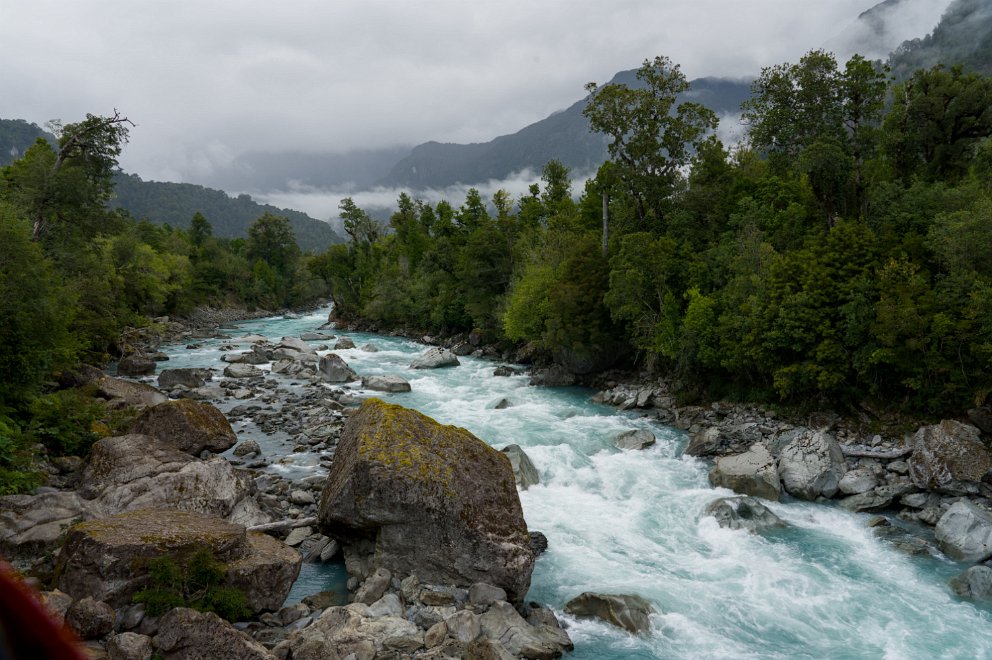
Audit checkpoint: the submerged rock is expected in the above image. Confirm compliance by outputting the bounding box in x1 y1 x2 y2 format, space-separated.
317 399 534 603
501 444 540 490
129 399 237 456
705 496 786 533
563 592 655 634
613 429 656 451
708 444 781 501
410 347 460 369
317 353 357 382
362 375 412 393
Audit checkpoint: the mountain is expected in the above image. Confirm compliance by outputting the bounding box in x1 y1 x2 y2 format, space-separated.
824 0 952 61
0 119 55 166
110 174 343 252
888 0 992 77
379 75 753 189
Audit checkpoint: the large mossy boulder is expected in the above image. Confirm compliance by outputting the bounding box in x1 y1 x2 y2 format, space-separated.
909 420 991 492
317 399 534 603
129 399 237 456
55 509 300 614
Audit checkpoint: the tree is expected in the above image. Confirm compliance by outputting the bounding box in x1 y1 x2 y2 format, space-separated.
583 56 717 227
189 212 212 248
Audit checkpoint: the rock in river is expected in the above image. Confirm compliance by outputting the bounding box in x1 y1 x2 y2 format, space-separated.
362 374 412 393
708 444 781 501
409 347 460 369
129 399 237 456
705 496 786 533
613 429 656 451
318 353 357 382
776 429 846 500
935 501 992 562
909 420 991 492
317 399 534 603
563 592 655 634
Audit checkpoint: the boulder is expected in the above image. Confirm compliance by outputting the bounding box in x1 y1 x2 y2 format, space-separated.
838 491 894 513
685 423 764 458
935 501 992 562
704 496 786 533
278 337 313 354
489 397 512 410
118 355 156 377
0 491 102 561
493 366 515 377
92 377 168 410
563 592 655 634
838 468 878 495
157 368 212 390
528 365 575 387
968 406 992 435
78 434 266 525
410 347 460 369
479 601 572 657
233 439 261 457
501 444 540 490
909 420 991 492
153 608 272 659
951 565 992 600
222 364 263 379
317 354 357 383
334 337 356 350
56 509 300 614
300 332 334 341
129 400 237 456
362 375 412 393
65 596 115 639
317 399 534 603
107 632 153 660
285 603 422 659
451 342 474 356
361 343 379 353
708 444 781 501
613 429 656 451
777 429 846 500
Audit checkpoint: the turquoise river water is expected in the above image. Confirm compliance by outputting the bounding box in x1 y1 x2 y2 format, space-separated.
158 307 992 659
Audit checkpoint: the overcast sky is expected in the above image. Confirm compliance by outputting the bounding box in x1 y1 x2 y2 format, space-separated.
2 0 949 187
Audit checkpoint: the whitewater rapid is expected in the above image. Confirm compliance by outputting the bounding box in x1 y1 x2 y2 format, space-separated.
160 307 992 659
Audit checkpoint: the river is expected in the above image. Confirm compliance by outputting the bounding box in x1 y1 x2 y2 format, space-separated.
159 306 992 659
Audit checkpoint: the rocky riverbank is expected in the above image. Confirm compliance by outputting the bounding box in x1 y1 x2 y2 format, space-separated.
0 322 592 658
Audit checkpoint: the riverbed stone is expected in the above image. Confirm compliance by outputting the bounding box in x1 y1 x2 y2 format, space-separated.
479 600 571 657
157 368 213 390
107 632 153 660
777 429 846 500
705 496 786 533
909 420 991 492
129 399 237 456
334 337 356 350
708 444 781 501
501 444 540 490
153 608 271 659
838 491 894 513
935 501 992 561
93 376 168 410
410 347 460 369
66 596 115 639
56 509 299 614
563 592 655 634
362 375 412 393
78 434 265 525
685 423 764 458
838 468 879 495
118 355 156 377
222 363 263 379
613 429 656 451
951 565 992 600
317 353 357 382
317 398 534 603
233 439 261 457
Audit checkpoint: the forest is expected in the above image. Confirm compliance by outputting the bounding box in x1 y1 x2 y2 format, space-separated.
321 52 992 418
2 49 991 493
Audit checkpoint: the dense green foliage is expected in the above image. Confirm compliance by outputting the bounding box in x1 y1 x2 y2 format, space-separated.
888 0 992 79
134 549 249 620
0 113 332 492
111 173 343 252
328 53 992 416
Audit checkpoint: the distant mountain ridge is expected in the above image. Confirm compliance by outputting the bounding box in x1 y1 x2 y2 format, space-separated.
0 118 342 252
888 0 992 77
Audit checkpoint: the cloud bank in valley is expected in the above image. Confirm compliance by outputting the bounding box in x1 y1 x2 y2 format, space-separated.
1 0 923 188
